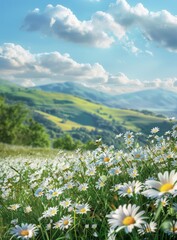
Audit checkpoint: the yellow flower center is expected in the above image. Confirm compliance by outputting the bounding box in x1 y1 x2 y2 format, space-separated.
127 188 132 194
52 191 58 196
51 210 57 215
135 154 140 158
63 220 69 225
145 227 151 233
80 208 86 213
20 230 29 236
173 227 177 232
161 201 166 206
104 157 110 162
100 182 105 187
160 183 173 192
12 206 17 210
122 216 136 225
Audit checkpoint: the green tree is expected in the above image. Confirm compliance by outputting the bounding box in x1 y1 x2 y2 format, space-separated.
0 98 50 147
22 119 50 147
84 140 97 150
0 98 27 144
53 137 63 149
53 134 81 150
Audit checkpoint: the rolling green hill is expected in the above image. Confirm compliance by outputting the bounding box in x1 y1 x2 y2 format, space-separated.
0 80 174 144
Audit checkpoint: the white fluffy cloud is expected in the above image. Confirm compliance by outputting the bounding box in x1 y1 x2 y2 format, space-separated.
22 4 124 48
21 1 177 52
0 43 35 69
100 73 177 94
109 0 177 52
143 78 177 89
0 43 177 93
0 43 108 86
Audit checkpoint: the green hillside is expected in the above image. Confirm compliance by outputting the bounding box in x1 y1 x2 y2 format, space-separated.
34 82 177 117
0 80 174 143
35 110 95 131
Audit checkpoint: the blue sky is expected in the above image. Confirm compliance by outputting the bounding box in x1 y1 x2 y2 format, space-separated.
1 0 177 94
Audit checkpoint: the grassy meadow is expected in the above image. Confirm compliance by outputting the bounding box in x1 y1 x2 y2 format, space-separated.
0 124 177 239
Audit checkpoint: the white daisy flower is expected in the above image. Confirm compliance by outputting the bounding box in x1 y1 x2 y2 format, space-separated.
98 153 113 165
172 124 177 131
111 184 122 192
8 204 20 211
151 127 159 134
125 138 134 147
166 117 175 121
34 188 44 197
115 133 123 139
93 231 98 237
24 206 32 213
124 131 134 140
78 183 88 191
46 188 63 199
10 223 38 239
95 179 106 189
127 167 139 178
92 224 97 229
75 203 90 214
142 170 177 199
60 198 72 208
85 166 96 176
85 224 89 229
138 221 157 235
118 181 142 197
165 220 177 234
172 130 177 138
53 215 73 230
107 204 146 233
42 207 58 218
46 223 52 230
109 167 122 176
131 148 145 161
11 219 18 225
155 196 169 207
64 181 75 189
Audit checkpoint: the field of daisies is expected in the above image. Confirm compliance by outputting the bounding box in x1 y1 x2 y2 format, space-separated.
0 124 177 240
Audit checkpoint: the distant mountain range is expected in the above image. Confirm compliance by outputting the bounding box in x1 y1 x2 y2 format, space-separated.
35 82 177 117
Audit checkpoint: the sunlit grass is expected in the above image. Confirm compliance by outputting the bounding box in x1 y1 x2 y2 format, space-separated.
35 110 95 131
0 143 58 160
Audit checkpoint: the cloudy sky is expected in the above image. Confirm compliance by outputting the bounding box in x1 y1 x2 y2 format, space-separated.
1 0 177 94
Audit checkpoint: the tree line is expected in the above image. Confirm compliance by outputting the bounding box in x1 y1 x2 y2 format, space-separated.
0 97 50 147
